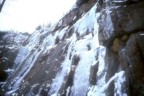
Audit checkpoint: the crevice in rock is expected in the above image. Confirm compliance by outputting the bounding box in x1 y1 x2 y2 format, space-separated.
58 55 80 96
55 36 60 44
89 62 99 85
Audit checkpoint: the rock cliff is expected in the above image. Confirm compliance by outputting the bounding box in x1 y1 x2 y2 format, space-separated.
1 0 144 96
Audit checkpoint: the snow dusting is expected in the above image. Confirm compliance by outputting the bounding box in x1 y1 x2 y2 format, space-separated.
1 1 127 96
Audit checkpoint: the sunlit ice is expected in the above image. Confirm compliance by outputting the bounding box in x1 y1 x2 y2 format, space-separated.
0 0 76 33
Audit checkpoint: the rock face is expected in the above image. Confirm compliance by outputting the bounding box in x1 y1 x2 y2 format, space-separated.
1 0 144 96
0 32 8 81
0 32 29 95
98 0 144 96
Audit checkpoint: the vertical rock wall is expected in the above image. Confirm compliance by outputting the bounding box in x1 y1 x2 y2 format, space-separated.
98 0 144 95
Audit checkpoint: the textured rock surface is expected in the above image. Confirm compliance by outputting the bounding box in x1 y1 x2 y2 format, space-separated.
0 32 29 95
1 0 144 96
98 0 144 96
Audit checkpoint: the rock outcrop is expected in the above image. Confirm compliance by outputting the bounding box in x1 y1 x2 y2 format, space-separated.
0 31 29 95
98 0 144 96
1 0 144 96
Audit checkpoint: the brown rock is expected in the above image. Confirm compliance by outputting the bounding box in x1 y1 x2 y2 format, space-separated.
125 33 144 96
111 38 121 53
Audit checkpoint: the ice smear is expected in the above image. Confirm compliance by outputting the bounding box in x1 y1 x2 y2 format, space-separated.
112 0 128 3
13 47 29 68
5 88 18 96
5 50 43 94
48 37 76 95
2 32 28 46
48 4 102 96
4 68 14 73
4 19 69 95
140 34 144 35
114 71 127 96
2 1 127 96
88 71 126 96
73 5 98 36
